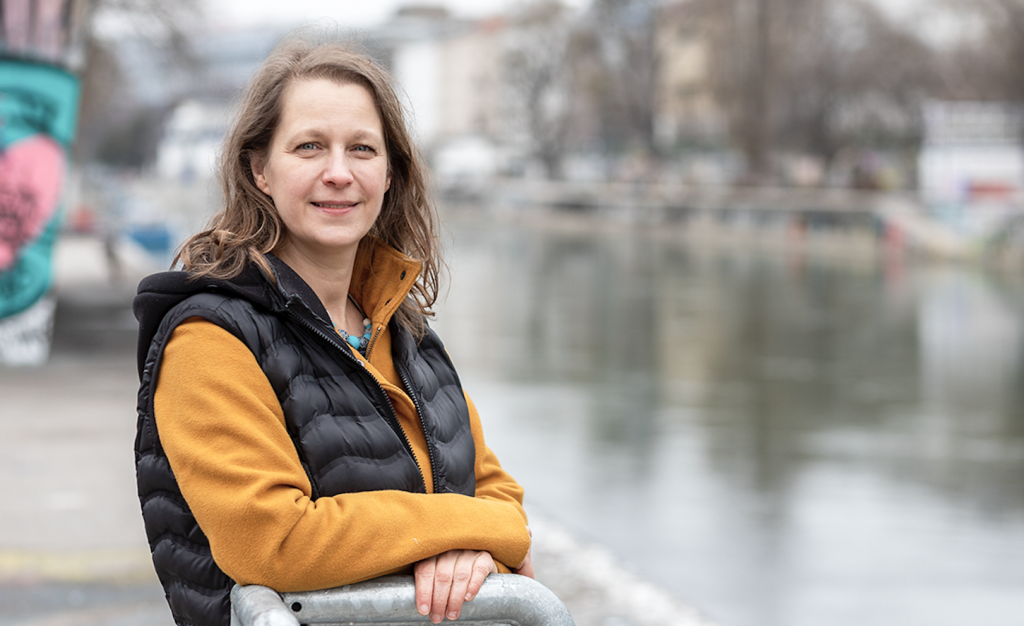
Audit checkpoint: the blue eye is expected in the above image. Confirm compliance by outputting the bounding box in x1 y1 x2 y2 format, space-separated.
298 142 317 150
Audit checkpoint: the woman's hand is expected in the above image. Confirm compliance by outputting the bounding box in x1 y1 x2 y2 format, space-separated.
415 549 497 623
514 548 534 579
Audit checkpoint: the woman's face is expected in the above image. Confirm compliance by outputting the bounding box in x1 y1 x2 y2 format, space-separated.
252 79 390 261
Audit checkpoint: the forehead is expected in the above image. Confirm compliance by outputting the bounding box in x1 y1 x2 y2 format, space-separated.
275 78 384 135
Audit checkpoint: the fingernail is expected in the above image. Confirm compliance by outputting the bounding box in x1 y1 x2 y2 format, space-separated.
419 604 429 615
448 611 458 620
464 593 472 601
431 614 442 623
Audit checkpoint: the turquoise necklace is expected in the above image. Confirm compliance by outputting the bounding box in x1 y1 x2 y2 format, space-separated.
335 295 372 355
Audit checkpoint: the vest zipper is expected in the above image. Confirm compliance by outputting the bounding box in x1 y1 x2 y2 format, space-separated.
394 360 443 493
285 304 429 494
366 323 384 355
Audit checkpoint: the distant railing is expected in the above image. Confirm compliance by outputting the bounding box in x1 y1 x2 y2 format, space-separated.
230 575 575 626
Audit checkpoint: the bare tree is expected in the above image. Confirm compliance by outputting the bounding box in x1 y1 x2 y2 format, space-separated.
74 0 200 165
941 0 1024 102
503 0 577 178
502 0 941 182
680 0 803 181
778 0 936 162
575 0 661 156
680 0 933 181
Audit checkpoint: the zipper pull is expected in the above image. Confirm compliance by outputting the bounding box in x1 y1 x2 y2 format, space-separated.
366 323 385 354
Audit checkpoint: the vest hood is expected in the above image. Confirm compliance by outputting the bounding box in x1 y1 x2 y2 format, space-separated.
132 255 341 380
133 263 271 380
133 239 422 380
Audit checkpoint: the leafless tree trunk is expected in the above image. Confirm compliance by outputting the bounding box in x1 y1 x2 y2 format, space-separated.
745 0 772 179
503 1 576 178
576 0 661 156
696 0 933 180
74 0 200 165
943 0 1024 103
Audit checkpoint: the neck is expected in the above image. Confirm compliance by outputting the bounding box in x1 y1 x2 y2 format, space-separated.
273 239 360 330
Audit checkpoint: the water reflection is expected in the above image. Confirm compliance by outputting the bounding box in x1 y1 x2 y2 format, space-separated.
433 215 1024 626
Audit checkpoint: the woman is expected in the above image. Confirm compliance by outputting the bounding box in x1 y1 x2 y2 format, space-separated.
133 37 532 626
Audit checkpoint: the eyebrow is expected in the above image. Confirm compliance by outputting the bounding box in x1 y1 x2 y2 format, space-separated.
347 129 385 143
284 127 384 144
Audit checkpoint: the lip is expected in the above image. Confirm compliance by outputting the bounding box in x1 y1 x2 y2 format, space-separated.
312 201 359 211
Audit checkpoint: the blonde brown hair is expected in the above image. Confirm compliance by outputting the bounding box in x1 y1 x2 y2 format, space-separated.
176 35 441 336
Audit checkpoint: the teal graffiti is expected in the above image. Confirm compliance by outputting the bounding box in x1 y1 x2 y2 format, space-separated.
0 59 80 319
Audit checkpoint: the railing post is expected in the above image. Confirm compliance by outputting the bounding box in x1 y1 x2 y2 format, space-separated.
231 575 574 626
230 585 300 626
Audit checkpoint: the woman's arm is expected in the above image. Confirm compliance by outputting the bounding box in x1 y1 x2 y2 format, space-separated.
465 392 529 527
154 319 531 592
409 394 534 622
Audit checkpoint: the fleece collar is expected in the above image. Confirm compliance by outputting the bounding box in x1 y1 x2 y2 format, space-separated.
350 237 422 329
265 237 421 331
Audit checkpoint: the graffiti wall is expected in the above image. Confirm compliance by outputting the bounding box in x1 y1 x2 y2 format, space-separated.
0 0 83 364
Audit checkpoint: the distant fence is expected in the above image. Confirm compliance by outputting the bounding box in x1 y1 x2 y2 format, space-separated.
231 575 575 626
472 178 1024 260
487 178 911 216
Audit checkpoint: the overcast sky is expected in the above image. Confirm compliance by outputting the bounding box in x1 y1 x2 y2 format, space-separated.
205 0 584 30
199 0 960 47
206 0 938 30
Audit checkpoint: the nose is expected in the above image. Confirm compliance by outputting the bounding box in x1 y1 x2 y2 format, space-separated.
322 149 354 186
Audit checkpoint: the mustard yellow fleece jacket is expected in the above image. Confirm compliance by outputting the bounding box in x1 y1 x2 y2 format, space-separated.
153 243 530 592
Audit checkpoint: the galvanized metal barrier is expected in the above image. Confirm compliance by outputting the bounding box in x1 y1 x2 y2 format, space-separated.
230 575 575 626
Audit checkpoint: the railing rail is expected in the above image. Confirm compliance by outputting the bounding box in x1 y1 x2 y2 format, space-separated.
230 575 575 626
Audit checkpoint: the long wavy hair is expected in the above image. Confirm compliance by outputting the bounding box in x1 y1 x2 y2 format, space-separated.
176 35 441 336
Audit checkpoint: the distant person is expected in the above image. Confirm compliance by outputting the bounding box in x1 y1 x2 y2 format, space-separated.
133 36 533 626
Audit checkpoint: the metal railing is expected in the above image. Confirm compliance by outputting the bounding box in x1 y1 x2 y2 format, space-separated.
230 575 575 626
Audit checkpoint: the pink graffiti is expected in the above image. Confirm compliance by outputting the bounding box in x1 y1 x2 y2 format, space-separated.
0 135 65 271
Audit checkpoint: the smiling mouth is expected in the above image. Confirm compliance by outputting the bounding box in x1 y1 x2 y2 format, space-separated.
313 201 357 209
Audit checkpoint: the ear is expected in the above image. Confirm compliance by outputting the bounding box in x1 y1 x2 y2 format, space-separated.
251 152 271 195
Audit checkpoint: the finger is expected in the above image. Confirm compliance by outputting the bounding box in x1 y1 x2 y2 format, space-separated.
515 549 535 579
414 556 437 616
463 551 497 604
430 551 458 623
443 551 477 621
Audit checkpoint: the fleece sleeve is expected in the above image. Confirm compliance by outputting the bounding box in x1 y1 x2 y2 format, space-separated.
466 393 528 521
153 318 531 592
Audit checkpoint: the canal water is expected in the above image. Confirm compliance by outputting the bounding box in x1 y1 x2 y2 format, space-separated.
431 213 1024 626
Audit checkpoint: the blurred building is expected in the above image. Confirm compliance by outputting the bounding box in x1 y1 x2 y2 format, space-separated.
373 7 507 186
139 8 510 184
376 8 504 145
155 99 231 181
918 101 1024 203
128 3 742 187
115 27 281 108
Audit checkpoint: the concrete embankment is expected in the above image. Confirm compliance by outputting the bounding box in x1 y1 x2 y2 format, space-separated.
450 178 1024 266
0 234 715 626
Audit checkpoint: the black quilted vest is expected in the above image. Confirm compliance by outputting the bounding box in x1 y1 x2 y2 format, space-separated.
133 255 476 626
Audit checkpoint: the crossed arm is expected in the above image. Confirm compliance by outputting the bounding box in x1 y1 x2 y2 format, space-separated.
415 527 534 623
154 319 533 620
